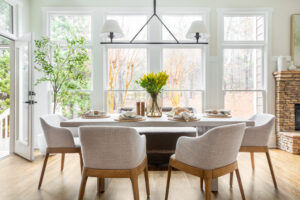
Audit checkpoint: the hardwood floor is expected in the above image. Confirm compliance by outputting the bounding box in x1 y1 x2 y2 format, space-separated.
0 149 300 200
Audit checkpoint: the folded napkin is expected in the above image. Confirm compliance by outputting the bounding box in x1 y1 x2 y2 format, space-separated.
167 107 191 117
119 111 142 120
173 111 197 122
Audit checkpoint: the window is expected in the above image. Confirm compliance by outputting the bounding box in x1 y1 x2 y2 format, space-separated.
106 15 148 41
224 15 264 41
104 12 207 113
162 48 204 112
106 48 147 113
48 13 93 117
162 15 203 41
0 0 13 34
220 11 268 118
50 15 92 41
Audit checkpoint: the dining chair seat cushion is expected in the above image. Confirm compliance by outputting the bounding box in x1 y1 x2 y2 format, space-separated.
175 123 245 170
241 114 275 147
80 126 146 169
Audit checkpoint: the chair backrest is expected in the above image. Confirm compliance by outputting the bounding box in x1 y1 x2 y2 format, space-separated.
175 123 245 170
40 114 75 148
241 114 275 147
79 126 146 169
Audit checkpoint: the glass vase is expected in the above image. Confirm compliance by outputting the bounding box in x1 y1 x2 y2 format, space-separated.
147 93 162 117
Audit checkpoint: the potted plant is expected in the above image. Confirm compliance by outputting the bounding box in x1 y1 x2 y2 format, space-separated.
34 37 89 114
136 71 169 117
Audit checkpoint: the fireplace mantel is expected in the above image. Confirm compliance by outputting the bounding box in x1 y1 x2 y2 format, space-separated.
273 70 300 154
273 71 300 81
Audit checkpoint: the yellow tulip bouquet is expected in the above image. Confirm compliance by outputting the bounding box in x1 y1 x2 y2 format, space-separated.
136 71 169 117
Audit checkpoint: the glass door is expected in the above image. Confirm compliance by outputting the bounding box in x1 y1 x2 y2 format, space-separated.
14 33 35 161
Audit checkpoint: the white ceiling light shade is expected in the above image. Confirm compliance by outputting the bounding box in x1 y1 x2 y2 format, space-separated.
186 21 209 43
100 19 124 42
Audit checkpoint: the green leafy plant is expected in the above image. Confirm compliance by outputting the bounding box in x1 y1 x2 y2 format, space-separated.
0 50 10 114
34 37 89 114
135 71 169 95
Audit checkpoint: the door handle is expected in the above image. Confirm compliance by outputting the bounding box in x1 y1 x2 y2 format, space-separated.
25 100 38 104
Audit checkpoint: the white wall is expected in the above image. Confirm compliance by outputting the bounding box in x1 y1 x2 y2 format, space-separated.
27 0 300 147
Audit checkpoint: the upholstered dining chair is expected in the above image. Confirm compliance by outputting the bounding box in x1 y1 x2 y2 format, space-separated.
165 123 246 200
78 126 150 200
230 114 277 188
38 114 83 189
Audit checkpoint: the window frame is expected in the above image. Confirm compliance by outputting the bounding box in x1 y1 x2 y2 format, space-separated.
102 8 209 113
218 8 272 116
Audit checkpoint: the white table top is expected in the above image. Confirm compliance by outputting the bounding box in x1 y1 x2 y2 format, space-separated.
60 114 255 127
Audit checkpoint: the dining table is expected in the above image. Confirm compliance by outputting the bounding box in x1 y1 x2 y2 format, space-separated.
61 114 255 192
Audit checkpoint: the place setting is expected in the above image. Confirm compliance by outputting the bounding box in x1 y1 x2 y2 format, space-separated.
81 110 110 119
114 111 146 122
167 107 200 122
204 109 232 118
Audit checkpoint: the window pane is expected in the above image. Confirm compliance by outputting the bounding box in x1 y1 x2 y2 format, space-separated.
163 48 203 90
107 48 147 90
163 91 202 113
223 48 263 90
224 16 264 41
224 91 263 119
162 15 203 41
106 91 146 113
57 92 90 118
106 15 148 41
0 48 10 114
50 15 92 41
0 0 13 34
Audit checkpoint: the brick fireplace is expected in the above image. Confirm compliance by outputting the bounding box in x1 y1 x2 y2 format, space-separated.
273 71 300 154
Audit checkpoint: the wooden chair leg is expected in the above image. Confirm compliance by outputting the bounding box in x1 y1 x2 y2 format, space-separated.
266 151 278 189
38 153 49 189
200 178 204 191
97 178 102 194
165 165 172 200
204 172 212 200
144 164 150 198
78 169 88 200
79 151 83 172
251 152 255 170
130 174 140 200
235 169 245 200
230 172 234 188
61 153 65 171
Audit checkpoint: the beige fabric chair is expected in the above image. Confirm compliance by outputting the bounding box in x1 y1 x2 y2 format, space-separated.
78 126 149 200
165 123 246 200
233 114 278 188
38 114 83 189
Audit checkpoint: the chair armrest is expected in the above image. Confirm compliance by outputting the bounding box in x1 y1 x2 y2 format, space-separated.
45 126 75 148
242 125 272 147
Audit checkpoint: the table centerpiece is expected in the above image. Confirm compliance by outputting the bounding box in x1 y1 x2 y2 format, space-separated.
136 71 169 117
